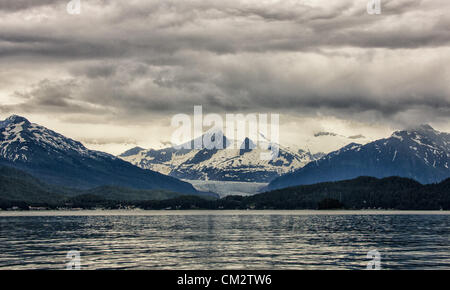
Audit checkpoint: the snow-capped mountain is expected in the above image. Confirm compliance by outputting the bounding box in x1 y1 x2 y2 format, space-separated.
268 124 450 190
0 115 100 162
0 115 197 193
119 130 324 182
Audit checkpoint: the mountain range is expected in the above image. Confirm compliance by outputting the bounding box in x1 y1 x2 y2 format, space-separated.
119 130 324 182
268 124 450 190
1 114 449 202
119 124 450 190
0 115 197 194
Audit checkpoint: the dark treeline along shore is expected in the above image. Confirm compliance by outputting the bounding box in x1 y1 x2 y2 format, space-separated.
1 166 449 211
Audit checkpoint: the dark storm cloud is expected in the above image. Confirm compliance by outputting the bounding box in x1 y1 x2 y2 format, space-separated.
0 0 449 127
348 134 365 139
314 132 338 137
7 79 109 115
1 0 450 58
70 63 118 79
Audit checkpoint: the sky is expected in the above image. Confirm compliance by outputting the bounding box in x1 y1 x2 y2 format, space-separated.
0 0 449 155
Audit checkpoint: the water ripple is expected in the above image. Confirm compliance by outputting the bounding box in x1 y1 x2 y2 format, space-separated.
0 211 449 269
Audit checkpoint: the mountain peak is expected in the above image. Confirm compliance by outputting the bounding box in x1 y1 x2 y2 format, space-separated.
1 115 30 128
0 117 197 193
239 137 256 155
5 115 30 124
407 124 436 133
269 125 450 190
392 124 440 139
175 129 229 150
417 124 434 131
119 146 145 157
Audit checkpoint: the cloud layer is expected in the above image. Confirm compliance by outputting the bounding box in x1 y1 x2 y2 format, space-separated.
0 0 449 152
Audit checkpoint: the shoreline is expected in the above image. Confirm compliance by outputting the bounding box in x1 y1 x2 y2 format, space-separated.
0 209 449 217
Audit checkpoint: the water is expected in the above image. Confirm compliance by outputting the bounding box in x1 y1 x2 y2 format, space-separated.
0 210 449 270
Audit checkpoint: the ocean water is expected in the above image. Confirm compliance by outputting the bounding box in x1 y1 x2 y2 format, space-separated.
0 210 448 270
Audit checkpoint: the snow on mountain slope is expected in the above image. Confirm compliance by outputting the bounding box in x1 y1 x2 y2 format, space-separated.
0 115 197 193
119 131 324 182
268 124 450 190
0 115 99 163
